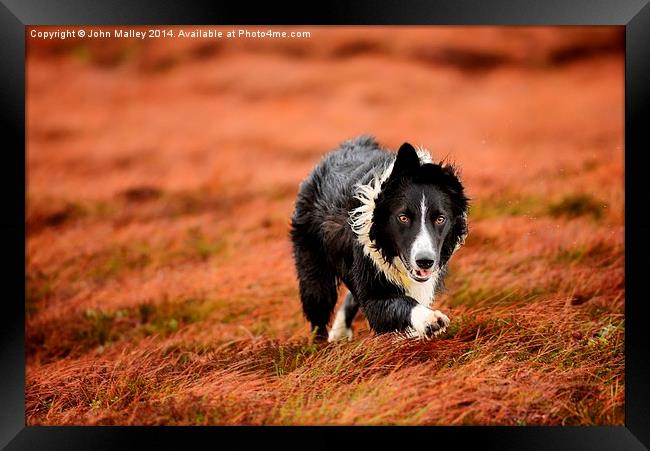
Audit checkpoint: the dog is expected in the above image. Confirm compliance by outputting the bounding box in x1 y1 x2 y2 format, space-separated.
290 135 468 342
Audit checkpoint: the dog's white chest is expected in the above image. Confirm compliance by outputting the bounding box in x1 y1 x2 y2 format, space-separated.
405 278 435 308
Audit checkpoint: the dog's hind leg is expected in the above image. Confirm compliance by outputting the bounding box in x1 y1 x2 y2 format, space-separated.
327 291 359 342
292 236 338 341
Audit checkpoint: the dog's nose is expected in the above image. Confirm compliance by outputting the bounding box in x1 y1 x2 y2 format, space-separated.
416 258 434 269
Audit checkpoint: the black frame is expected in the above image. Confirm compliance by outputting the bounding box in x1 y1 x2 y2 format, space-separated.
3 1 649 449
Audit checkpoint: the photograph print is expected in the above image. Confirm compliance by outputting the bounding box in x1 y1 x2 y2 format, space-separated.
26 25 624 426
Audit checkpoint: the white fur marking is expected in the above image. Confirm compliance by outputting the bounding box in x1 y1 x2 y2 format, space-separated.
410 194 436 267
328 305 352 342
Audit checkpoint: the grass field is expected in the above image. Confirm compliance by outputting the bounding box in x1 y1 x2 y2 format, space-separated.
26 26 624 425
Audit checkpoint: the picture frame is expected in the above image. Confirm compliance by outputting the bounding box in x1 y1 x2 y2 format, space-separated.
4 0 649 449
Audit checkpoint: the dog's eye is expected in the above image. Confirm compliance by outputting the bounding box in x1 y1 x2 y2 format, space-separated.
435 215 446 225
397 214 410 224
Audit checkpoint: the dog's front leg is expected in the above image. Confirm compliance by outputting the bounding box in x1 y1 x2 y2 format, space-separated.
362 297 449 338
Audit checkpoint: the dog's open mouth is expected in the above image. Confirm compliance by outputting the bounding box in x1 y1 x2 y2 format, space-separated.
411 268 433 282
401 258 433 283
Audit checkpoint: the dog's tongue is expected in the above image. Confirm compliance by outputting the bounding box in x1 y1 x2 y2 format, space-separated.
415 269 431 278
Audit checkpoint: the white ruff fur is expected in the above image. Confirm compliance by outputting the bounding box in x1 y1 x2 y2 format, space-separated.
348 148 444 307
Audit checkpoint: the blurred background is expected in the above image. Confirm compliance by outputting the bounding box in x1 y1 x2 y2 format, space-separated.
27 26 623 201
26 27 624 425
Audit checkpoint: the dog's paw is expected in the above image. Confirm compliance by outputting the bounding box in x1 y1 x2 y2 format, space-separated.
328 326 353 342
328 307 354 342
407 305 450 339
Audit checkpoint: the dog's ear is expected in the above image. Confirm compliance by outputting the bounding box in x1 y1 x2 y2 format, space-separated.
453 211 468 253
440 164 464 195
381 143 420 192
439 208 468 266
392 142 420 176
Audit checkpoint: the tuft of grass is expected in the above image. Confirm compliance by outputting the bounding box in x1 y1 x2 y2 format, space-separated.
553 246 588 264
184 227 226 260
26 271 57 316
158 190 222 218
87 244 152 283
118 186 163 203
70 45 91 64
70 43 140 68
469 195 543 220
28 298 216 363
220 307 254 324
273 339 320 378
470 193 608 222
28 197 116 235
76 230 228 288
548 194 606 221
552 242 619 268
137 298 215 337
447 283 547 308
27 200 87 232
78 308 117 347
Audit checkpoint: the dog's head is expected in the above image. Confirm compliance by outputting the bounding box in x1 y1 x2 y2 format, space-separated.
369 143 469 283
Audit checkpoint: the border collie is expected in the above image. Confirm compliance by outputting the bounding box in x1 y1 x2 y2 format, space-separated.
290 136 468 341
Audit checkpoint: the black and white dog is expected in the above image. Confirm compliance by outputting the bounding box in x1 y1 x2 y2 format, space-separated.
290 136 468 341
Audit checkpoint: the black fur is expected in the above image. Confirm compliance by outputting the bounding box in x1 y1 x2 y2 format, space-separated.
290 135 468 339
